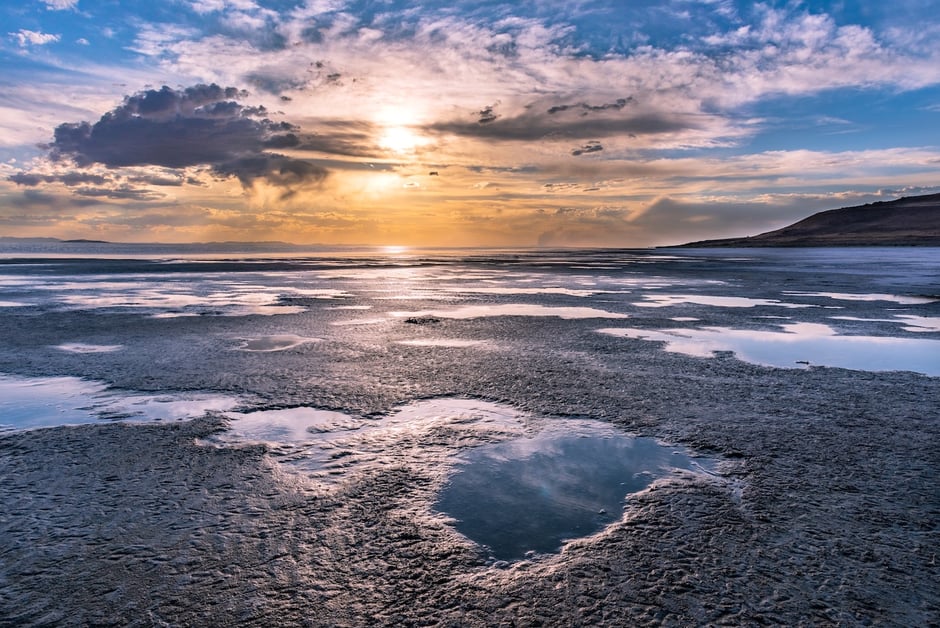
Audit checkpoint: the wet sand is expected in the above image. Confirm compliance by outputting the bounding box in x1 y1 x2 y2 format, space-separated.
0 248 938 625
2 369 937 625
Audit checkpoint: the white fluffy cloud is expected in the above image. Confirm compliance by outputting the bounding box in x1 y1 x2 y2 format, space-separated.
9 29 60 47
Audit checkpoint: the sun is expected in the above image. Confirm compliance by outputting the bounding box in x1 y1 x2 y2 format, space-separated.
378 126 428 154
382 245 408 254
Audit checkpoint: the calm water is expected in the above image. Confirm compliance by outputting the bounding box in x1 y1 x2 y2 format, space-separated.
435 422 715 560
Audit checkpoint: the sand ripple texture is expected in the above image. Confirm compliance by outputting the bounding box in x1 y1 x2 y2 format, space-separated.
1 375 938 627
0 249 938 626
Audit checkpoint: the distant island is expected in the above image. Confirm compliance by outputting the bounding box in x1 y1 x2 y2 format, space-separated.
673 193 940 247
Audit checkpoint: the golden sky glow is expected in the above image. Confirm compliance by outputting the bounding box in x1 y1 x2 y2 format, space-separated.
1 1 939 246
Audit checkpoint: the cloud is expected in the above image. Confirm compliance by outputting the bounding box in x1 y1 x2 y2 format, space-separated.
432 103 695 142
39 84 326 193
42 0 79 9
3 189 99 211
548 98 634 115
622 195 848 245
72 185 165 201
124 2 940 153
215 154 327 191
2 1 939 246
477 105 499 124
128 173 186 187
9 30 60 47
292 120 380 158
533 195 827 247
571 141 603 156
9 172 109 187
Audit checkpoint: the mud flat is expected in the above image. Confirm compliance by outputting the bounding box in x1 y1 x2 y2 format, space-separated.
0 248 938 625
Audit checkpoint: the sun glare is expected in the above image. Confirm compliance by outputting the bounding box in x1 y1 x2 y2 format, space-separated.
382 245 409 254
378 127 427 154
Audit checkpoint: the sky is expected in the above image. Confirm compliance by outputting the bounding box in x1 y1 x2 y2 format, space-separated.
1 0 939 247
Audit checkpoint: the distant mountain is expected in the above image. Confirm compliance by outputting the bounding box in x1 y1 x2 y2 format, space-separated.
673 193 940 247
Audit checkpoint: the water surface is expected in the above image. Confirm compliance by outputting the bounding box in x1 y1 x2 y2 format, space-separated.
435 421 715 560
597 322 940 376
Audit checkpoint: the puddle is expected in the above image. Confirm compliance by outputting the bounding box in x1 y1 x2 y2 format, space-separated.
784 291 937 305
829 315 940 332
894 316 940 332
210 398 532 476
633 294 809 309
215 407 361 444
435 421 715 560
597 323 940 376
440 286 605 297
13 276 316 317
391 304 628 320
0 374 241 431
54 343 124 353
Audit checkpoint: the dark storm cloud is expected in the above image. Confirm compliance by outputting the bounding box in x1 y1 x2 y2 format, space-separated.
571 141 603 156
50 86 280 168
123 84 247 120
40 84 326 191
432 105 692 142
262 133 301 149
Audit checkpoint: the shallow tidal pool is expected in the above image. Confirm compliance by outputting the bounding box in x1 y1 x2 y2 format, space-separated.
435 421 716 560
